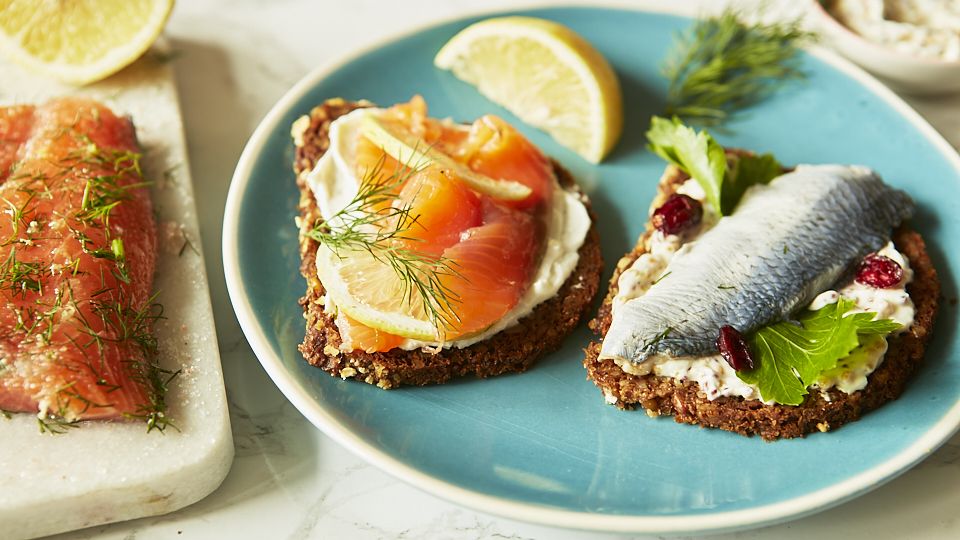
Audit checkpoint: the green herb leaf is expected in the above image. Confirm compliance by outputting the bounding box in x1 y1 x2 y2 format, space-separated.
663 8 812 127
646 116 783 215
737 298 901 405
647 116 725 212
720 152 782 214
815 334 886 386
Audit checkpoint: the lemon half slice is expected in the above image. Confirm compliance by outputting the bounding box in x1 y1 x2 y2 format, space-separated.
360 114 532 201
435 16 623 163
316 244 445 342
0 0 174 85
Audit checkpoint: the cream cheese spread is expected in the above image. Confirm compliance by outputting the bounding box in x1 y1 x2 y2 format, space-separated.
611 179 717 314
606 174 915 403
828 0 960 61
305 107 591 351
808 240 915 330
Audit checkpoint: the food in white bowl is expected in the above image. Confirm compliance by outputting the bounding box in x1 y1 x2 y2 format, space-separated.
811 0 960 94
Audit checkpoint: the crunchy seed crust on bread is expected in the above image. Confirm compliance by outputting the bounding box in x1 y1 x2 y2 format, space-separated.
584 160 940 440
292 98 602 388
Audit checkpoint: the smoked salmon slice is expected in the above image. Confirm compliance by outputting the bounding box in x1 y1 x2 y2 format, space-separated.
0 105 35 184
335 98 553 352
0 98 166 428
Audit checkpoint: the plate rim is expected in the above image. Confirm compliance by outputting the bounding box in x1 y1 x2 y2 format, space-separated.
222 4 960 534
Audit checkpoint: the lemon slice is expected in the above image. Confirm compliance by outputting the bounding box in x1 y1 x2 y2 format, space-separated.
360 114 532 201
0 0 174 85
316 244 445 342
434 16 623 163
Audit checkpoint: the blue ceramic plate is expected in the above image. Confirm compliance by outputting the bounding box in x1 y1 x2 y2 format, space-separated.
224 6 960 534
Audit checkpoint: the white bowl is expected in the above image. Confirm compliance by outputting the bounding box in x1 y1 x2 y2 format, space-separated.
808 0 960 95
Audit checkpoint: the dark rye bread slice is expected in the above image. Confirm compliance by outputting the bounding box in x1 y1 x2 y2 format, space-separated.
584 159 940 440
292 98 602 388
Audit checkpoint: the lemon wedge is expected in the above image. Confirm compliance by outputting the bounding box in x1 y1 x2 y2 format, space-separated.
435 16 623 163
360 114 532 201
0 0 174 85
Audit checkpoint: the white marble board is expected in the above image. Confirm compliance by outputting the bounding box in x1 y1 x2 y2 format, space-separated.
0 45 233 540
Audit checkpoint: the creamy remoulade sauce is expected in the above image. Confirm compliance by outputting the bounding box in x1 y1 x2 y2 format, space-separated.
828 0 960 61
605 175 915 404
305 108 591 351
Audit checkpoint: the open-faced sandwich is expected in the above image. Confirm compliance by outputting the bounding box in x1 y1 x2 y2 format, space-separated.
585 117 939 440
291 97 602 388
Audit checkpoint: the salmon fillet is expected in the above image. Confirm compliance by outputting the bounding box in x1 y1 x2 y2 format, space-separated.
0 98 166 427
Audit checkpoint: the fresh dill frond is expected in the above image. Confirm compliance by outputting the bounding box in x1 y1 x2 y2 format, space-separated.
0 247 48 298
641 327 673 351
80 287 177 433
663 8 813 127
178 231 199 257
306 153 465 333
123 361 181 434
1 191 36 246
377 243 463 332
37 414 79 435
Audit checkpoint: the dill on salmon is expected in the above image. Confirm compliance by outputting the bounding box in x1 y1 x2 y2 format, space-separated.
0 98 172 433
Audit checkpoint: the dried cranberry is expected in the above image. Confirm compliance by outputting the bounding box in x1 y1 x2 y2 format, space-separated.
717 325 754 372
855 253 903 288
652 194 702 235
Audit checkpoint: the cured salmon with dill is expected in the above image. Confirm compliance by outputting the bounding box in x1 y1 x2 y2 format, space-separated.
309 97 554 352
0 98 168 428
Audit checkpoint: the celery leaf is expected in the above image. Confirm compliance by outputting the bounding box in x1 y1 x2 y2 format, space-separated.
647 116 726 213
646 116 782 215
737 298 901 405
721 152 781 214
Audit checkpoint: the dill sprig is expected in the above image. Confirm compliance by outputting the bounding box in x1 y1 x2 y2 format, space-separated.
69 140 148 285
306 154 464 333
37 414 80 434
178 231 199 257
0 247 48 298
663 8 813 127
1 190 37 246
124 361 181 433
641 327 673 352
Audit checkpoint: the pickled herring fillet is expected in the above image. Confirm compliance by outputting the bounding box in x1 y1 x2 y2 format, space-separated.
599 165 914 363
0 98 162 424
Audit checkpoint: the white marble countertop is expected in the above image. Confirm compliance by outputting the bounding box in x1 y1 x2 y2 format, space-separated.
51 0 960 538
